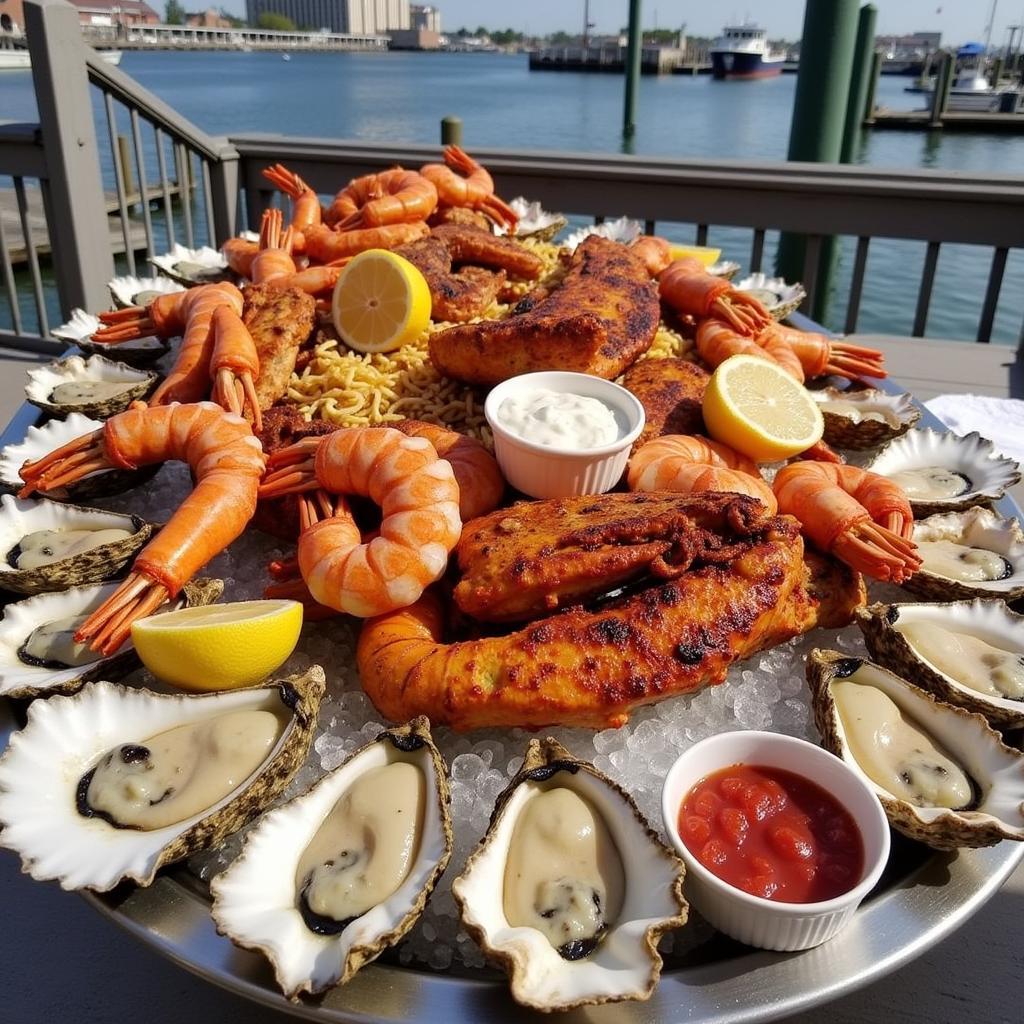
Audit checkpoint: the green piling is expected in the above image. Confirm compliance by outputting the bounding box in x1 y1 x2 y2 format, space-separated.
863 48 883 123
440 116 463 146
929 52 954 127
840 4 877 162
776 0 860 323
623 0 642 138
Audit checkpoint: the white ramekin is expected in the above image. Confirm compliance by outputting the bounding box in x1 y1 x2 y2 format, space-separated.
483 371 645 499
661 730 890 952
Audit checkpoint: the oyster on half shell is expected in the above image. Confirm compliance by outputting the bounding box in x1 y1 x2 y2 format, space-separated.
501 197 568 241
733 272 807 321
150 244 230 286
211 717 452 1000
867 429 1020 516
453 738 687 1011
563 216 644 252
51 309 168 365
0 577 222 699
811 386 920 450
856 600 1024 729
107 274 185 310
808 649 1024 849
0 494 155 595
902 507 1024 603
26 354 158 419
0 667 325 891
0 413 157 501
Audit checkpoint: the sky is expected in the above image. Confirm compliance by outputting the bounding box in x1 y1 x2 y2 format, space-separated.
215 1 1024 46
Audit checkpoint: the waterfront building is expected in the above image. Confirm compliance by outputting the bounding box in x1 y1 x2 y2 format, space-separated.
244 0 408 34
70 0 160 28
186 8 236 28
0 0 25 36
411 4 439 34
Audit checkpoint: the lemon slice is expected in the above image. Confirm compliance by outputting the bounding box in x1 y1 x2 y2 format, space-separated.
669 244 722 267
331 248 432 353
131 600 303 692
703 354 824 463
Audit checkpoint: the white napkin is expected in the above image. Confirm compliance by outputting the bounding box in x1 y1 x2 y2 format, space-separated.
925 394 1024 465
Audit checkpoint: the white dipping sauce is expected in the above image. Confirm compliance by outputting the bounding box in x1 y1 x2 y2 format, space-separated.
496 388 620 449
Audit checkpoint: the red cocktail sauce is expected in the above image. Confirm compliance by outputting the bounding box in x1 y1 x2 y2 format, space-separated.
678 764 865 903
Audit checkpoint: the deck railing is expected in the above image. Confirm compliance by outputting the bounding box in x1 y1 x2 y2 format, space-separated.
2 0 1023 354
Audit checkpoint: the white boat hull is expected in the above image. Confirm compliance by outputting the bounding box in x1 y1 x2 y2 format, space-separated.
0 49 121 70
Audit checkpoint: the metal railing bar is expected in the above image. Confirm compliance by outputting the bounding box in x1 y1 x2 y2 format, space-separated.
801 235 823 312
696 224 708 246
0 201 24 336
129 109 155 258
200 157 215 245
749 229 765 273
13 177 49 336
913 241 941 337
644 219 655 236
103 92 136 276
0 327 63 355
977 247 1008 344
844 236 871 334
594 215 605 226
154 126 176 250
176 143 195 249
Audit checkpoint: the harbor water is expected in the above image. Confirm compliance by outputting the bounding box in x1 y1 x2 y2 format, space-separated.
3 50 1023 343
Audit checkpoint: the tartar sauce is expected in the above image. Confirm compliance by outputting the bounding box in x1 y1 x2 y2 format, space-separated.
496 388 621 449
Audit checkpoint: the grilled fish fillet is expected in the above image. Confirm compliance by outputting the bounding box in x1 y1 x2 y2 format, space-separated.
428 235 660 385
357 513 864 731
621 357 708 448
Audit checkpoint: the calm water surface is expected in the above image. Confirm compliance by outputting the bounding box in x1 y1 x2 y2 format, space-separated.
4 51 1023 342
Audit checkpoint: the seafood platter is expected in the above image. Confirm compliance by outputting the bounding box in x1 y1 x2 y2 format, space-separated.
1 146 1023 1022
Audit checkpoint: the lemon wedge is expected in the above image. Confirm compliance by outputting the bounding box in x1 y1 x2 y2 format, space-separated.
669 244 722 267
703 354 824 463
331 248 432 353
131 600 303 692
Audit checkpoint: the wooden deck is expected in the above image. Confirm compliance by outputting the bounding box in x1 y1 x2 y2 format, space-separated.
0 334 1021 1024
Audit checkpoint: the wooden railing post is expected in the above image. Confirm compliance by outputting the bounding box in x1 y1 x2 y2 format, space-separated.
207 143 240 244
24 0 114 316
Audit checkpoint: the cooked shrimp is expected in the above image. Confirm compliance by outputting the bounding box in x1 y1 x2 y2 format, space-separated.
660 258 772 335
258 427 462 617
304 221 430 263
390 419 504 520
250 208 297 285
262 163 323 252
420 146 517 233
328 169 438 230
762 322 886 380
630 235 673 278
772 461 920 582
628 435 778 512
92 281 243 344
222 236 259 278
210 305 261 430
696 318 806 381
17 402 265 653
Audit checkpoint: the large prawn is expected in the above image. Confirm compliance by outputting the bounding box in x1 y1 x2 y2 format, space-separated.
761 322 886 380
250 209 346 297
261 163 323 252
696 318 807 381
420 146 518 233
303 221 431 263
327 169 438 230
659 257 773 335
628 435 778 512
258 427 462 617
17 403 265 654
772 461 920 583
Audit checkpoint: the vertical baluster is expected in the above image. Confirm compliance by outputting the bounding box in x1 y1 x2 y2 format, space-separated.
14 177 49 336
0 194 24 336
844 236 871 334
104 92 136 275
594 215 605 226
644 219 655 236
749 229 765 273
801 234 823 314
200 158 216 247
912 241 941 337
176 143 195 248
129 109 155 259
977 247 1008 344
154 126 176 250
696 224 708 246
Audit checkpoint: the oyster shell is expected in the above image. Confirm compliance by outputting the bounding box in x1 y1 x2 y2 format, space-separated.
903 507 1024 602
0 666 324 890
733 272 807 320
108 274 184 310
0 413 157 501
807 649 1024 849
25 354 158 419
452 738 687 1011
867 429 1020 516
51 308 169 365
563 216 644 252
502 197 567 241
150 243 230 286
811 386 920 450
211 717 452 1000
0 494 155 595
856 600 1024 729
706 260 741 280
0 577 222 699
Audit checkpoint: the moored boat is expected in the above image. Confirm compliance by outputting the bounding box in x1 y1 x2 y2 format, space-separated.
710 24 785 80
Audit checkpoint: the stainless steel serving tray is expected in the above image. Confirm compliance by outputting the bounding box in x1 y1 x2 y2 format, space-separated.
1 377 1022 1024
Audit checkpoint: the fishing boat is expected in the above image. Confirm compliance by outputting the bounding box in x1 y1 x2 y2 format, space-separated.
710 24 785 80
919 43 1013 113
